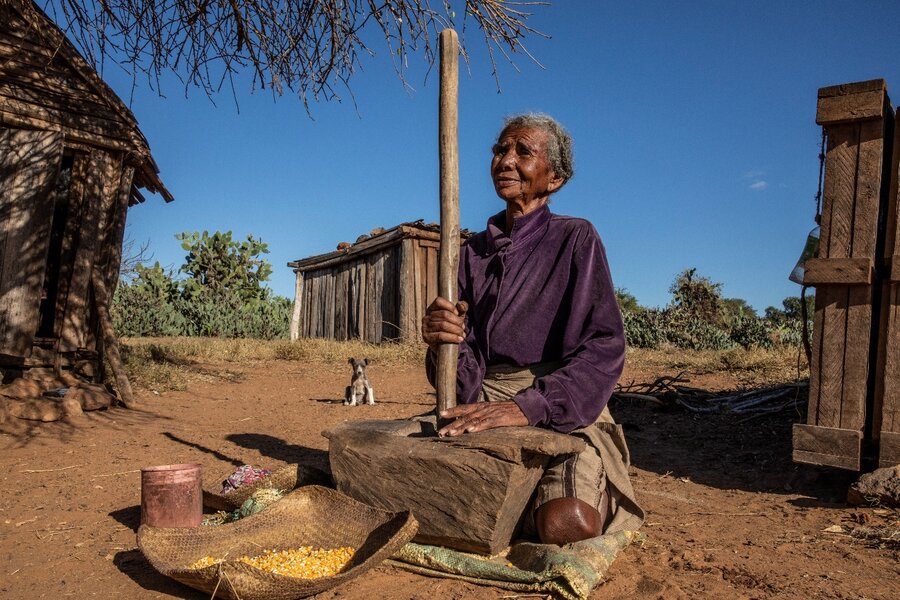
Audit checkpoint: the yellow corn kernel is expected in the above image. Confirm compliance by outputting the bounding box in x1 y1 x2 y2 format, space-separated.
188 556 224 570
189 546 355 579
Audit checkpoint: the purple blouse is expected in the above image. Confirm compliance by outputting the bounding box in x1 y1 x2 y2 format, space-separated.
428 204 625 433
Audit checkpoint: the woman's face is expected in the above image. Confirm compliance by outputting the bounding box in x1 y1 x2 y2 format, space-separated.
491 127 563 213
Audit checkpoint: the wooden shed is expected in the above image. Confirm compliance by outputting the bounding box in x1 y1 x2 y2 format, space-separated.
288 221 469 343
0 0 172 380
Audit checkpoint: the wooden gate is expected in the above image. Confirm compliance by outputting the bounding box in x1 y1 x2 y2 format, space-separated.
793 79 900 470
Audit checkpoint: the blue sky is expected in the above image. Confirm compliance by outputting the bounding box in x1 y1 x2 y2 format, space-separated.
78 1 900 313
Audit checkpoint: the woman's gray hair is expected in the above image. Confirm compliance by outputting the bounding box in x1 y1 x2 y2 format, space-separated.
500 113 575 185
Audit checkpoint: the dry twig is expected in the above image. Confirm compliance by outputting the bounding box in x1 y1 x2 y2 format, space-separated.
41 0 550 108
90 469 141 479
20 464 84 474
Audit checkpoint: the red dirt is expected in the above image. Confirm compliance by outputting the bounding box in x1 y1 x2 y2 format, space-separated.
1 359 898 599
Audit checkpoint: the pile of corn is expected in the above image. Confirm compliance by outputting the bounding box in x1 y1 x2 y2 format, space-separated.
188 546 356 579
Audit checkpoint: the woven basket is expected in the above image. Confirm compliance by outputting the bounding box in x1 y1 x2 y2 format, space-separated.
202 463 331 512
139 485 418 600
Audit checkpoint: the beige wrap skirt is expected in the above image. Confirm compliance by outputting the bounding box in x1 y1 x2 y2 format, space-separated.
480 362 645 535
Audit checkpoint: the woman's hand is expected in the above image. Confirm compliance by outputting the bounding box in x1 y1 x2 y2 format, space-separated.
438 401 529 437
421 297 469 352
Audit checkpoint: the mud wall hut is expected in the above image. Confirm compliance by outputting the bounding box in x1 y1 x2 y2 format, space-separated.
0 0 172 378
288 221 468 343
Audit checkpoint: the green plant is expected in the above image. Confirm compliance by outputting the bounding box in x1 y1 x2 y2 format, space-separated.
728 313 774 350
616 287 641 315
113 232 291 339
176 231 273 302
623 309 664 349
112 262 186 336
669 268 725 327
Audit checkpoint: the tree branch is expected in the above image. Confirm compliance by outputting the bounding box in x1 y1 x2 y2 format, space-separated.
41 0 549 110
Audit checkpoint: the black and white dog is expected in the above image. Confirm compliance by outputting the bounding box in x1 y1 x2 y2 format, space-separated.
344 357 375 406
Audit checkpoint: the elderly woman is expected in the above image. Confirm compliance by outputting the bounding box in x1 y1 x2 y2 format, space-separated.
422 114 643 545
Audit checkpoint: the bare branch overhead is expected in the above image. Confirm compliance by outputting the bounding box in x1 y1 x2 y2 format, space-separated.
43 0 550 108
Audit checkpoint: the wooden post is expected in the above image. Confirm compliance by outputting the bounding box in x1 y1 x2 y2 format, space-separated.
289 271 303 341
436 28 460 416
90 270 137 409
875 94 900 466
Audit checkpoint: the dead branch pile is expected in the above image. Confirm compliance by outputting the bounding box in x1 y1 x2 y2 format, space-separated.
614 373 807 417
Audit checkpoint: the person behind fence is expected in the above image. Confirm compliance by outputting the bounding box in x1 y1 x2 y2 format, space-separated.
421 113 644 546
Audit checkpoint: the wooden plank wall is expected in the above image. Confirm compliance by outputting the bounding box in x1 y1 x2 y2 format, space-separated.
875 102 900 466
398 238 418 341
297 235 440 343
350 265 363 339
794 80 889 470
58 150 122 352
52 151 88 342
381 250 400 340
365 253 377 341
0 127 62 358
0 4 149 363
419 239 439 321
0 133 132 367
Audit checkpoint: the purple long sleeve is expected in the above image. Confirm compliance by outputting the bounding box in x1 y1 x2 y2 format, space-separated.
427 204 625 433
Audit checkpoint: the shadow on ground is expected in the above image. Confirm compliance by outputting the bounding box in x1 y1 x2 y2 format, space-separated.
611 387 858 505
313 398 345 405
0 405 173 446
114 549 206 599
110 505 141 531
227 432 330 473
312 397 430 406
162 432 246 466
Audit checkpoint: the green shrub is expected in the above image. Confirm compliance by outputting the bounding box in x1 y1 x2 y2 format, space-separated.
623 310 664 349
662 309 734 350
175 293 291 339
728 313 775 349
113 286 292 339
112 232 292 340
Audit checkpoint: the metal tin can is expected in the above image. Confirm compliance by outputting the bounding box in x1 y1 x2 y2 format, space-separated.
140 463 203 528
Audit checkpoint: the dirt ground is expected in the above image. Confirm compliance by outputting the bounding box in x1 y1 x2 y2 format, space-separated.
1 357 898 600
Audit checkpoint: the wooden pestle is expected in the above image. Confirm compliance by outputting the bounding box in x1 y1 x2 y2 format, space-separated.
436 28 460 419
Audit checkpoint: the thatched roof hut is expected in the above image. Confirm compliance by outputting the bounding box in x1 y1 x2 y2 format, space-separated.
0 0 171 380
288 221 469 343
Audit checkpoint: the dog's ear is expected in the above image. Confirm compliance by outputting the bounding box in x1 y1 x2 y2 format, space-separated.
348 357 354 365
363 358 369 365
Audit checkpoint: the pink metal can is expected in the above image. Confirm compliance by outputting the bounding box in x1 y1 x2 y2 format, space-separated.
140 463 203 528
